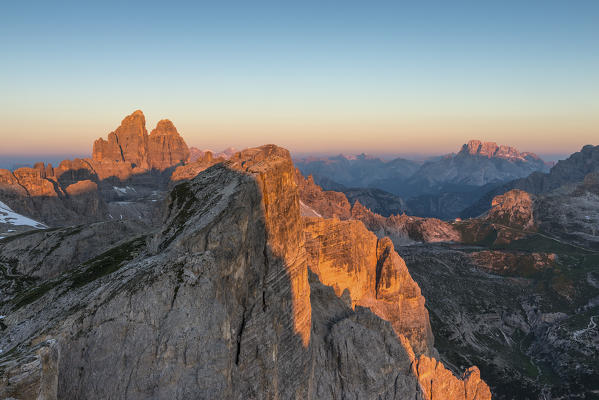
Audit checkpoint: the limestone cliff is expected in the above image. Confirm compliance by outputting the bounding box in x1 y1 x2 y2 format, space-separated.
0 145 490 399
92 110 190 177
304 217 434 355
92 110 150 168
148 119 191 171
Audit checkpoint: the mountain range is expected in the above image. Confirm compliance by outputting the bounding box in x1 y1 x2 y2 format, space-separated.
295 140 551 219
1 110 598 399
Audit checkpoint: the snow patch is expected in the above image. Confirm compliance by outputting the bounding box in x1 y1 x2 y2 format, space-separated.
113 186 128 194
0 200 47 229
299 200 323 218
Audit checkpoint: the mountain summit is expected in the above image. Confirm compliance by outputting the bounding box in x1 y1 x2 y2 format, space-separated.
93 110 190 171
460 139 542 162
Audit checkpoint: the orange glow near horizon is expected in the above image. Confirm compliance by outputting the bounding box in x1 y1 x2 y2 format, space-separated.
1 111 597 158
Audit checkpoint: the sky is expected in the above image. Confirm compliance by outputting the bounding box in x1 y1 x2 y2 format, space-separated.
0 1 598 160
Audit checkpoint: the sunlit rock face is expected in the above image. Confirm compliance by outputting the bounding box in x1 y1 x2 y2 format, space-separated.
415 355 492 400
296 169 460 245
303 217 434 356
12 167 57 197
0 144 491 399
487 189 535 230
92 110 190 177
93 110 150 168
148 119 190 171
228 145 312 346
171 151 225 182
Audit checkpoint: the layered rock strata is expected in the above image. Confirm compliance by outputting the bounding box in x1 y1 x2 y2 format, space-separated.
0 145 490 399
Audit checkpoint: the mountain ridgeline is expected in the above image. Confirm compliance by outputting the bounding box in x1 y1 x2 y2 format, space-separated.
295 139 550 219
0 141 491 399
1 110 598 399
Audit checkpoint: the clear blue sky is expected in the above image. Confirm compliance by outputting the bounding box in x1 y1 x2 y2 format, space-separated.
1 1 598 157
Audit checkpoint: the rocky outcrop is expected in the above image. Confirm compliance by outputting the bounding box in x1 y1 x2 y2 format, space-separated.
415 355 491 400
295 171 351 219
351 201 461 244
469 250 555 276
0 166 107 227
460 140 541 162
454 189 536 246
12 167 57 197
148 119 190 171
463 144 599 218
486 189 535 230
93 110 150 168
0 144 490 399
297 170 460 245
304 218 434 355
92 110 190 177
343 187 408 216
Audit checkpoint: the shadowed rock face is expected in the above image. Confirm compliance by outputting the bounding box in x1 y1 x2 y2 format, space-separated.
0 219 148 282
0 145 490 399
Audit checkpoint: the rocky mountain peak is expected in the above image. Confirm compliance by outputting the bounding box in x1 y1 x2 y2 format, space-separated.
91 110 189 172
1 142 492 399
92 110 149 167
148 119 190 170
149 119 178 137
462 139 517 159
487 189 535 230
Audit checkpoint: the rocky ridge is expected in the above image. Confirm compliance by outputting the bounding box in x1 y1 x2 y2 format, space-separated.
0 145 490 399
295 170 461 245
296 140 549 220
463 144 599 218
0 110 190 228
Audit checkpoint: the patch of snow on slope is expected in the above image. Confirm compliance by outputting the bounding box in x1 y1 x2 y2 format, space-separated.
113 186 128 194
299 200 323 218
0 200 47 229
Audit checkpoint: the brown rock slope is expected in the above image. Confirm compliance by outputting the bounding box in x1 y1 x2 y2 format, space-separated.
296 170 461 244
0 145 490 399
